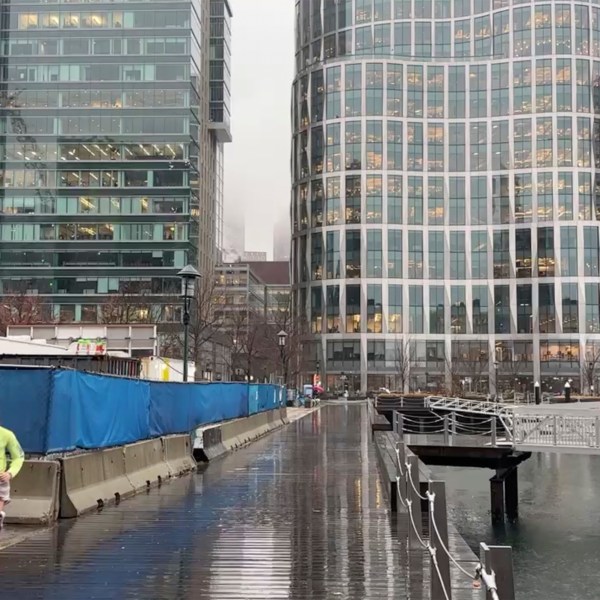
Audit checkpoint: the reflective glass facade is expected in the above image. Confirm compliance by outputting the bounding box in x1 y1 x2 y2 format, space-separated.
292 0 600 394
0 0 232 323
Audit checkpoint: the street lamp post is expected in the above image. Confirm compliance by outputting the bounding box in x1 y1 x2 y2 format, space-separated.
493 361 499 401
178 265 201 382
278 330 288 386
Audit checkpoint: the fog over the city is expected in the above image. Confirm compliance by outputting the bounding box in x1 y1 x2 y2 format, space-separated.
224 0 295 258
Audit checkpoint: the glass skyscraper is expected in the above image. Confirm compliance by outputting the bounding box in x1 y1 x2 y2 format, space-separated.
292 0 600 395
0 0 231 324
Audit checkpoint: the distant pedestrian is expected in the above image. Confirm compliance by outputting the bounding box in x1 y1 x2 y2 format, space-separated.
0 425 24 532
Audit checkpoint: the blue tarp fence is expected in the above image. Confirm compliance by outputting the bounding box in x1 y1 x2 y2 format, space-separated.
0 367 284 454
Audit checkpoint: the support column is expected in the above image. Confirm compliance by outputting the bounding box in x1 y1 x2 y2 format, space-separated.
490 474 505 524
505 467 519 522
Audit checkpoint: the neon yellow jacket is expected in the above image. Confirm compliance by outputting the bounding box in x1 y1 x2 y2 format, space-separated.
0 427 24 478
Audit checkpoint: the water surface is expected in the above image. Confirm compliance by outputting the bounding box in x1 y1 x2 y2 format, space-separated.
432 452 600 599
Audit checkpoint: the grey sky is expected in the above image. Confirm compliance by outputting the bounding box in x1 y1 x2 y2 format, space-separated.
224 0 295 258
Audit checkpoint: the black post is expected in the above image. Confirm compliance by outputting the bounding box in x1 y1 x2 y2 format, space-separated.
480 543 516 600
505 467 519 522
279 345 284 385
490 473 505 524
564 381 571 403
182 297 190 382
429 481 451 600
534 381 541 405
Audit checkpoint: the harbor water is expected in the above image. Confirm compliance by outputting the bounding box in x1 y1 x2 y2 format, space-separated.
432 452 600 599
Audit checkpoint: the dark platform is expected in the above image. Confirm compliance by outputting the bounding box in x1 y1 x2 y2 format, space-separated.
407 433 531 469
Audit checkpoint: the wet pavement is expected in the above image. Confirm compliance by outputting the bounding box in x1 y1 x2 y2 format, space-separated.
1 404 415 599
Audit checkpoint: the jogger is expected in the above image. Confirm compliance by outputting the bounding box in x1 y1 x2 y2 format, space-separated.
0 426 25 530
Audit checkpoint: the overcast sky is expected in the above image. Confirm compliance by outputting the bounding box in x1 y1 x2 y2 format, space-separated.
223 0 296 258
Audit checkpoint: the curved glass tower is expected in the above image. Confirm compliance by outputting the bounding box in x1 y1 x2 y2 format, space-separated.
292 0 600 395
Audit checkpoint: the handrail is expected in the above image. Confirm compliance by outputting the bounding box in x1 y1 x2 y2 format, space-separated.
414 398 600 453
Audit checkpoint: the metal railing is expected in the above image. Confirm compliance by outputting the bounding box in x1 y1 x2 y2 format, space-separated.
513 413 600 450
426 396 515 439
421 396 600 453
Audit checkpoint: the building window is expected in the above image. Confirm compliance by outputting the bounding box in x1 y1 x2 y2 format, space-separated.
346 230 361 278
515 229 532 278
409 285 423 333
346 284 361 333
428 176 444 225
429 231 444 280
367 284 382 333
517 284 533 333
537 227 555 277
345 121 362 171
408 230 423 279
367 230 382 277
585 283 600 333
326 285 340 333
345 174 361 223
451 286 467 334
494 285 511 334
493 230 511 278
473 285 489 334
450 231 466 279
407 176 423 224
561 226 578 276
345 64 362 117
388 284 402 333
388 230 402 278
562 283 579 334
326 230 340 279
387 175 402 224
430 285 444 334
311 287 323 333
539 283 556 333
366 120 383 169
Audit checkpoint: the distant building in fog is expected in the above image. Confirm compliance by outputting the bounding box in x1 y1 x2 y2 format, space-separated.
273 212 291 262
242 251 267 262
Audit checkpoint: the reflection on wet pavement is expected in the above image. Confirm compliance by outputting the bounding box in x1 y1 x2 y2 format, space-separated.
1 404 413 599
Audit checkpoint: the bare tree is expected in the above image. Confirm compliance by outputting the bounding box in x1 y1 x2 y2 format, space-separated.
260 293 306 387
447 352 489 396
581 342 600 395
220 308 267 382
100 286 160 324
0 293 52 335
394 337 412 393
499 355 529 397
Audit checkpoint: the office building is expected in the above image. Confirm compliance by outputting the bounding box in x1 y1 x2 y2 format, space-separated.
292 0 600 394
0 0 232 324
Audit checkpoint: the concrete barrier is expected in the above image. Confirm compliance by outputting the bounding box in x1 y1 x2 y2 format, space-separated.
60 448 135 518
196 427 226 461
162 435 196 476
124 438 171 492
200 409 288 461
7 460 61 525
280 407 289 424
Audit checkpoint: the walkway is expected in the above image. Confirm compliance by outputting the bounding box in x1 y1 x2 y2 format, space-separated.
1 404 421 600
